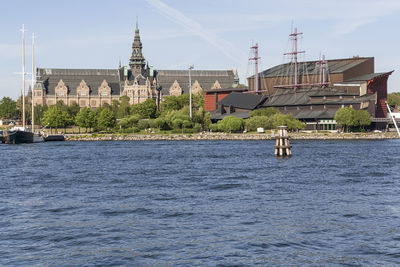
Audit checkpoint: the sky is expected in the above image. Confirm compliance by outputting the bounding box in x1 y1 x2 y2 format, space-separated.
1 0 400 99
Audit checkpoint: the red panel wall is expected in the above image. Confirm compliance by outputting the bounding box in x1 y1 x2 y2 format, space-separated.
367 74 390 118
204 92 234 111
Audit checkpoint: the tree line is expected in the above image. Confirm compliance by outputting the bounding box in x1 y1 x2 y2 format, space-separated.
0 94 374 133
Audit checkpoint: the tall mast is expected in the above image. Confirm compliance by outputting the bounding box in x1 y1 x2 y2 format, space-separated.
31 33 35 132
249 43 260 93
320 54 330 88
21 24 26 128
284 27 304 91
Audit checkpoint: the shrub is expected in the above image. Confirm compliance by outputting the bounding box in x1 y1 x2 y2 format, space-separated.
209 123 219 132
217 116 244 132
245 116 273 131
138 119 150 130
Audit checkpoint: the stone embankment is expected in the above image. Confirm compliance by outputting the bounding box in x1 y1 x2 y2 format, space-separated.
65 132 399 141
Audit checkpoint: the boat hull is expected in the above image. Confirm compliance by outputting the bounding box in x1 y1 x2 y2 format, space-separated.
3 130 34 144
44 135 65 142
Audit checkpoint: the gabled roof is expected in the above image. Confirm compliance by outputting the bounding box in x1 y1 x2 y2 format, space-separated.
263 88 376 107
204 86 248 93
218 92 266 110
210 110 251 120
252 57 373 78
156 69 235 95
343 71 394 82
37 68 122 96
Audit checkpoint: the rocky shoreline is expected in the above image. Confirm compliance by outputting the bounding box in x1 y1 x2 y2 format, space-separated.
64 132 399 141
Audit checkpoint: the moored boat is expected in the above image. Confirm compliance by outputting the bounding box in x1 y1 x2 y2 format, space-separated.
2 127 34 144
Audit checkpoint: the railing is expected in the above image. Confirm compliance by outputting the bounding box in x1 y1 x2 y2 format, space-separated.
372 117 400 123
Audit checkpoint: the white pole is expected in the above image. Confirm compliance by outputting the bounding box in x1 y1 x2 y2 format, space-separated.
386 101 400 137
21 24 26 128
189 65 194 118
31 32 35 133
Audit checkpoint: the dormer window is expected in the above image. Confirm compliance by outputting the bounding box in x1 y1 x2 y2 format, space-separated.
98 80 111 97
55 79 68 97
77 80 89 97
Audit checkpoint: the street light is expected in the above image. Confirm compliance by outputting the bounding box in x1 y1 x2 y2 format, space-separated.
188 65 194 118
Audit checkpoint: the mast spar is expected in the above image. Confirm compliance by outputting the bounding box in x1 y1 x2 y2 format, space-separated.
31 33 35 132
20 24 26 128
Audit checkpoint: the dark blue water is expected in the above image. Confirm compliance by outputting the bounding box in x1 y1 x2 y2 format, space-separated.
1 140 400 266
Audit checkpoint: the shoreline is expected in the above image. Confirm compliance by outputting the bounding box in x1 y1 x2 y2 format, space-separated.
64 132 399 141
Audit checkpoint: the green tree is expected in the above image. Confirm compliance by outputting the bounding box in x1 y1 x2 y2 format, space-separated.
75 107 96 132
117 96 131 119
160 95 181 112
172 118 184 132
34 104 48 126
67 102 81 119
131 99 157 119
355 110 371 130
154 117 170 131
138 119 150 130
160 92 204 113
0 97 17 119
334 107 356 132
388 92 400 108
42 106 73 131
251 107 280 117
97 108 116 131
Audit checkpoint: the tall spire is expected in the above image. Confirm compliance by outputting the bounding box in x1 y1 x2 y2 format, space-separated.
129 16 145 75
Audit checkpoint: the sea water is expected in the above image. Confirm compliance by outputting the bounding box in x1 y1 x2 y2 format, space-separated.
1 140 399 265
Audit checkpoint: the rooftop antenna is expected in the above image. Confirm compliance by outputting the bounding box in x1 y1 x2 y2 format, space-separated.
249 43 260 93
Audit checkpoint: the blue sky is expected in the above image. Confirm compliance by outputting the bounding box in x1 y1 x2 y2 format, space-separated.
1 0 400 99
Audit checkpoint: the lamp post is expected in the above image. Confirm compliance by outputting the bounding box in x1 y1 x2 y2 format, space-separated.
188 65 194 118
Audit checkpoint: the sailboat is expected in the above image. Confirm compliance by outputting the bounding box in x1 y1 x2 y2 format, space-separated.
2 25 44 144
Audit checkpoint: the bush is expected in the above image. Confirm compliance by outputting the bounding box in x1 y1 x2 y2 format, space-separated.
245 116 273 131
217 116 244 132
138 119 150 130
209 123 219 132
154 117 171 130
271 113 305 130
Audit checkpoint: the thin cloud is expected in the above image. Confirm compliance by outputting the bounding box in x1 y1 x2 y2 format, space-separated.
145 0 247 64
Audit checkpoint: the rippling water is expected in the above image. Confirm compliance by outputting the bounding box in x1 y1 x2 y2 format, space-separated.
1 140 400 266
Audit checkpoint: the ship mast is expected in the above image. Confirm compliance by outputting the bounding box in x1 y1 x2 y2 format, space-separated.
249 43 260 93
20 24 26 128
284 27 304 91
31 33 35 132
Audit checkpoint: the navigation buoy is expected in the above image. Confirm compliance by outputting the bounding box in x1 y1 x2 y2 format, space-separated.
274 126 292 157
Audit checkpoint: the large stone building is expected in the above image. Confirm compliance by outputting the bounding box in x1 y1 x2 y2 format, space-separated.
32 21 238 108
